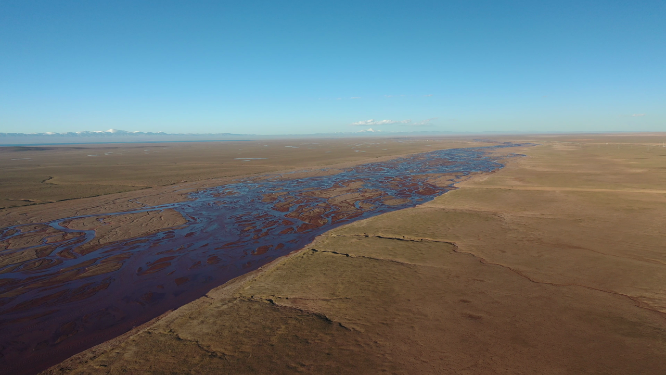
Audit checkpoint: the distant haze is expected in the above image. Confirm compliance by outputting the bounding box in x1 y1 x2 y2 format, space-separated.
1 1 664 134
0 128 460 145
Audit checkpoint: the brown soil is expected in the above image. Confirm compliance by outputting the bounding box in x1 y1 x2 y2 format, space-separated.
0 138 485 210
0 137 487 228
62 209 187 255
40 134 666 374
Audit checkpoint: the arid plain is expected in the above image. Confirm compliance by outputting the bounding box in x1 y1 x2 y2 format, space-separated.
1 135 665 374
1 137 494 374
0 138 462 210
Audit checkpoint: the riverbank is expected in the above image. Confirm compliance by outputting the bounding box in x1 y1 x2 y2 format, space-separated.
0 137 486 211
43 137 666 374
1 138 518 375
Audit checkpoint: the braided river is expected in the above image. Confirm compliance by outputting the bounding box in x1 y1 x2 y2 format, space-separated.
0 143 526 374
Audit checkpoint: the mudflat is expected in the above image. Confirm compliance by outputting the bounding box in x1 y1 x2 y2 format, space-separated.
41 134 666 374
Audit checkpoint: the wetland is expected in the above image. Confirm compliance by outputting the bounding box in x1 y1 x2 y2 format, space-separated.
0 139 523 374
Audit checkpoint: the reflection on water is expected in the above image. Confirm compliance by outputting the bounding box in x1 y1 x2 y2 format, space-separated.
0 143 528 374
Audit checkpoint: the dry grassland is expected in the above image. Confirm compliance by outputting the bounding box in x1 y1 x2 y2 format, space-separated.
0 138 479 210
44 134 666 374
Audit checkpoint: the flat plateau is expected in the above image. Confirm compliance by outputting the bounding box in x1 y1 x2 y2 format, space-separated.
41 134 666 374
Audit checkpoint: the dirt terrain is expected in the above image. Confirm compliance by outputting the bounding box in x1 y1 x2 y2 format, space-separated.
0 138 478 210
39 134 666 374
2 137 504 374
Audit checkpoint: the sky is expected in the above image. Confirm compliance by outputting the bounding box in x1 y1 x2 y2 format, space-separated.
1 0 664 135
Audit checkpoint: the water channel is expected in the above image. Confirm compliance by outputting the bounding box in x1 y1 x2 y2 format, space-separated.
0 143 527 374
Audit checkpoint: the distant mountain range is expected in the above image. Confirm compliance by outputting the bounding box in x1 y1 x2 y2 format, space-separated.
0 128 461 145
1 129 643 146
0 129 242 137
0 129 258 145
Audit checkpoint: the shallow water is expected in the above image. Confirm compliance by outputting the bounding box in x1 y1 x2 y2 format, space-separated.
0 143 527 374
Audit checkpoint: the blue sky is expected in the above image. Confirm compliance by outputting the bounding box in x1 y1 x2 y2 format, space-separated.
1 0 664 134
